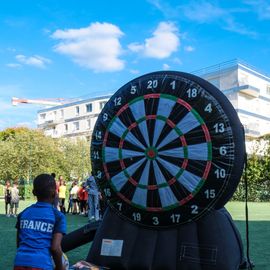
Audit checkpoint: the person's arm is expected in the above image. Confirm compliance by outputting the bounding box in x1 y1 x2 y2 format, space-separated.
51 232 64 270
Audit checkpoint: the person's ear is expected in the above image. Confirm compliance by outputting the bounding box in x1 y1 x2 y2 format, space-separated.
32 189 37 196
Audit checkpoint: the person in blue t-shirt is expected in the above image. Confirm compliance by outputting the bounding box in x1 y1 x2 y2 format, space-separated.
14 173 67 270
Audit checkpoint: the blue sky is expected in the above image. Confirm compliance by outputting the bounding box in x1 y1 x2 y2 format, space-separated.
1 0 270 130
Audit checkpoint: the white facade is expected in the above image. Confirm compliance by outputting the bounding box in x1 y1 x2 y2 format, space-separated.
37 95 111 140
193 59 270 140
38 59 270 144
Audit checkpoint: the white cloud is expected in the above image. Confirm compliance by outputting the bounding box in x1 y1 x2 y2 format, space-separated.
128 43 144 53
147 0 179 18
184 46 195 52
6 63 22 68
129 69 140 74
128 22 180 59
183 2 225 23
163 63 170 70
15 54 51 68
51 22 125 72
244 0 270 20
148 1 258 38
172 57 182 65
223 18 257 38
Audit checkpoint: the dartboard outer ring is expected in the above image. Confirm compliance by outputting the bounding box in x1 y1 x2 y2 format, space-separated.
91 71 245 228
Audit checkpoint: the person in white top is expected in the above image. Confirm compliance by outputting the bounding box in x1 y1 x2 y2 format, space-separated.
10 181 20 217
70 181 79 214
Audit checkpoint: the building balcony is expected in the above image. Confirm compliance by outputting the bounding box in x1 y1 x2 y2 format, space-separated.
238 84 260 98
38 118 64 128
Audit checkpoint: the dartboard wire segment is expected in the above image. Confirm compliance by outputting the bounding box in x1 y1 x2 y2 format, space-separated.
91 71 245 227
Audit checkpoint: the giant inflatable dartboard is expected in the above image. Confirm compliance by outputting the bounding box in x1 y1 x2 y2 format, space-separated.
91 71 245 228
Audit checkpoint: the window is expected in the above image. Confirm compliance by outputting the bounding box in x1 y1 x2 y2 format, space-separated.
76 106 80 116
40 113 46 120
64 124 68 132
87 119 91 129
99 101 107 110
266 85 270 95
74 121 79 131
86 103 93 113
61 109 64 118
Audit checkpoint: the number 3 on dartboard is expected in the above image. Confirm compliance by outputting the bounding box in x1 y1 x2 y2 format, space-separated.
152 217 159 225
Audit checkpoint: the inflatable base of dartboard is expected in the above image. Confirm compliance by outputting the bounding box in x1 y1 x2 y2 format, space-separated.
86 207 245 270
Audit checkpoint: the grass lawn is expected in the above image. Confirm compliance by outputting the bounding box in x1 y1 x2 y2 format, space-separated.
0 199 90 269
0 200 270 269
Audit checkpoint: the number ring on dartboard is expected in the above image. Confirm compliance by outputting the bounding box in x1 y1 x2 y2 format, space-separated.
91 71 245 228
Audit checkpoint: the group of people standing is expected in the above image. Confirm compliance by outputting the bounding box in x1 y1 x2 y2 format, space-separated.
52 173 102 222
4 180 20 217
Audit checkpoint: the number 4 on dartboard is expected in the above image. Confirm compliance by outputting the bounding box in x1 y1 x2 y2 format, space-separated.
204 103 212 113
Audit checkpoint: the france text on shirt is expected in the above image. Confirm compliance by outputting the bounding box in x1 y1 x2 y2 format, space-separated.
20 219 54 233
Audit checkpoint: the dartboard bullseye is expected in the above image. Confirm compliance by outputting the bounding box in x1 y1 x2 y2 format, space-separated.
91 71 245 228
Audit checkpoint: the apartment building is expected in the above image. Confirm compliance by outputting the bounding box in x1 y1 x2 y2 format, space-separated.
193 59 270 139
37 59 270 146
37 95 111 141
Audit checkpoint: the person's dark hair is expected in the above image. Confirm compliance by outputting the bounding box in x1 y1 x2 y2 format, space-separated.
33 174 56 200
51 172 56 179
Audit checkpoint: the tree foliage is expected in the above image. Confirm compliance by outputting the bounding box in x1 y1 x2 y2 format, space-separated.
0 127 91 182
233 135 270 201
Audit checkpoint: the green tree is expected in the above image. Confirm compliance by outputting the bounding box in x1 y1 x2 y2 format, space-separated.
0 127 91 183
60 138 91 181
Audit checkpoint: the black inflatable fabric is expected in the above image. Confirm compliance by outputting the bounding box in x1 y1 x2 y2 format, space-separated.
62 221 101 252
87 207 245 270
80 71 246 269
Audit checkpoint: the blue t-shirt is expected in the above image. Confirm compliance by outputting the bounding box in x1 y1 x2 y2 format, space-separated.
14 202 66 270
